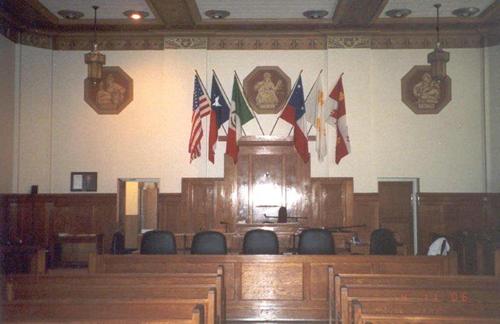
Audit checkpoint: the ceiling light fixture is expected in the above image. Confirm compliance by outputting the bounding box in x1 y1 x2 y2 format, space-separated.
303 10 329 19
427 4 449 80
385 8 412 18
452 7 480 17
84 6 106 85
57 10 84 20
123 10 149 20
205 10 230 19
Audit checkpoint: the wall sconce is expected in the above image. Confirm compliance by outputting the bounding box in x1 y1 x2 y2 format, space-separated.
427 4 449 80
84 6 106 85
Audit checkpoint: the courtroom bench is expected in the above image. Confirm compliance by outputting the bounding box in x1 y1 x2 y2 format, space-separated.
3 297 211 324
6 270 224 324
352 301 500 324
333 273 500 324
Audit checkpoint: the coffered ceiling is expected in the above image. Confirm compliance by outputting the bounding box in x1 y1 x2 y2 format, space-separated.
0 0 498 49
1 0 498 31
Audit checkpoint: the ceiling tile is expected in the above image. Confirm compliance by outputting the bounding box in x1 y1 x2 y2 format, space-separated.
380 0 495 18
195 0 338 19
39 0 155 20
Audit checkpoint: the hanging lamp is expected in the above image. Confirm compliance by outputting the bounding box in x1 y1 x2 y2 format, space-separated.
84 6 106 85
427 4 449 80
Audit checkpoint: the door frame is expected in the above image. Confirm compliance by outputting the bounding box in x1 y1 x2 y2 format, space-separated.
378 177 420 255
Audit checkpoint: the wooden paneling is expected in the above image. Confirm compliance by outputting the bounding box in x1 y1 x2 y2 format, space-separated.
310 178 354 228
353 193 379 244
486 193 500 228
158 193 182 232
241 263 303 300
1 194 116 253
182 178 226 233
1 191 498 263
225 137 311 227
418 193 490 255
1 194 9 244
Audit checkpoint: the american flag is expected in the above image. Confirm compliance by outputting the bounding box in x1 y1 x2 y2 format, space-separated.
189 75 211 162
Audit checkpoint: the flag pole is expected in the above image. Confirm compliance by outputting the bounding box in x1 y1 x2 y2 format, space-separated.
289 71 322 136
194 69 209 94
235 71 265 136
305 69 324 136
205 70 230 136
270 70 303 135
195 69 223 136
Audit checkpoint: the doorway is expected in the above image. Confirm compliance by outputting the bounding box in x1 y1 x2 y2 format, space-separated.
117 178 159 249
378 178 419 255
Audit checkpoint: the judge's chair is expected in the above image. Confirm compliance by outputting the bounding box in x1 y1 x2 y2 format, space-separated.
243 229 279 254
298 228 335 255
140 230 177 255
369 228 398 255
191 231 227 255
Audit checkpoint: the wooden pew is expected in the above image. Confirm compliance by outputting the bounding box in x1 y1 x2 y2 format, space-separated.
333 274 500 324
6 272 223 324
88 253 457 322
352 301 500 324
4 295 213 323
342 286 500 324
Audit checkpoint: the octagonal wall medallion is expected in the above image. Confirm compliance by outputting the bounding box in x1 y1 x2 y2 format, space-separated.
243 66 291 114
84 66 134 115
401 65 451 114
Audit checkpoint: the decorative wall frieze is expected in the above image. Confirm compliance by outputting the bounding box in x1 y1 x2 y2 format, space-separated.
164 37 207 49
484 31 500 47
54 36 164 51
370 34 482 49
20 32 52 49
207 36 326 50
1 28 490 50
328 36 371 48
0 16 20 43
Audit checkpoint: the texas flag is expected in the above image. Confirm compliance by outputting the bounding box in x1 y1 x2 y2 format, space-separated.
208 73 230 164
330 75 351 164
279 75 310 163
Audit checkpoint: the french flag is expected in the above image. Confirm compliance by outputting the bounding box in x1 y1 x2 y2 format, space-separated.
279 75 310 163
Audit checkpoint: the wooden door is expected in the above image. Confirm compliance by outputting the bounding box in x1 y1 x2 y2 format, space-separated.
378 181 414 255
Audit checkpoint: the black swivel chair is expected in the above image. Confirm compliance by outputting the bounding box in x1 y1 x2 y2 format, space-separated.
140 230 177 255
191 231 227 255
298 228 335 255
243 229 279 255
369 228 398 255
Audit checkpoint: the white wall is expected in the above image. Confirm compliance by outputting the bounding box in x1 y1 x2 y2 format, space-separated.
15 45 53 193
370 48 485 192
0 35 17 193
11 43 495 193
486 45 500 192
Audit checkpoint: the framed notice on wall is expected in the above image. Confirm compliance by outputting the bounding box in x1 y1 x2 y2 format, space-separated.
70 172 97 192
